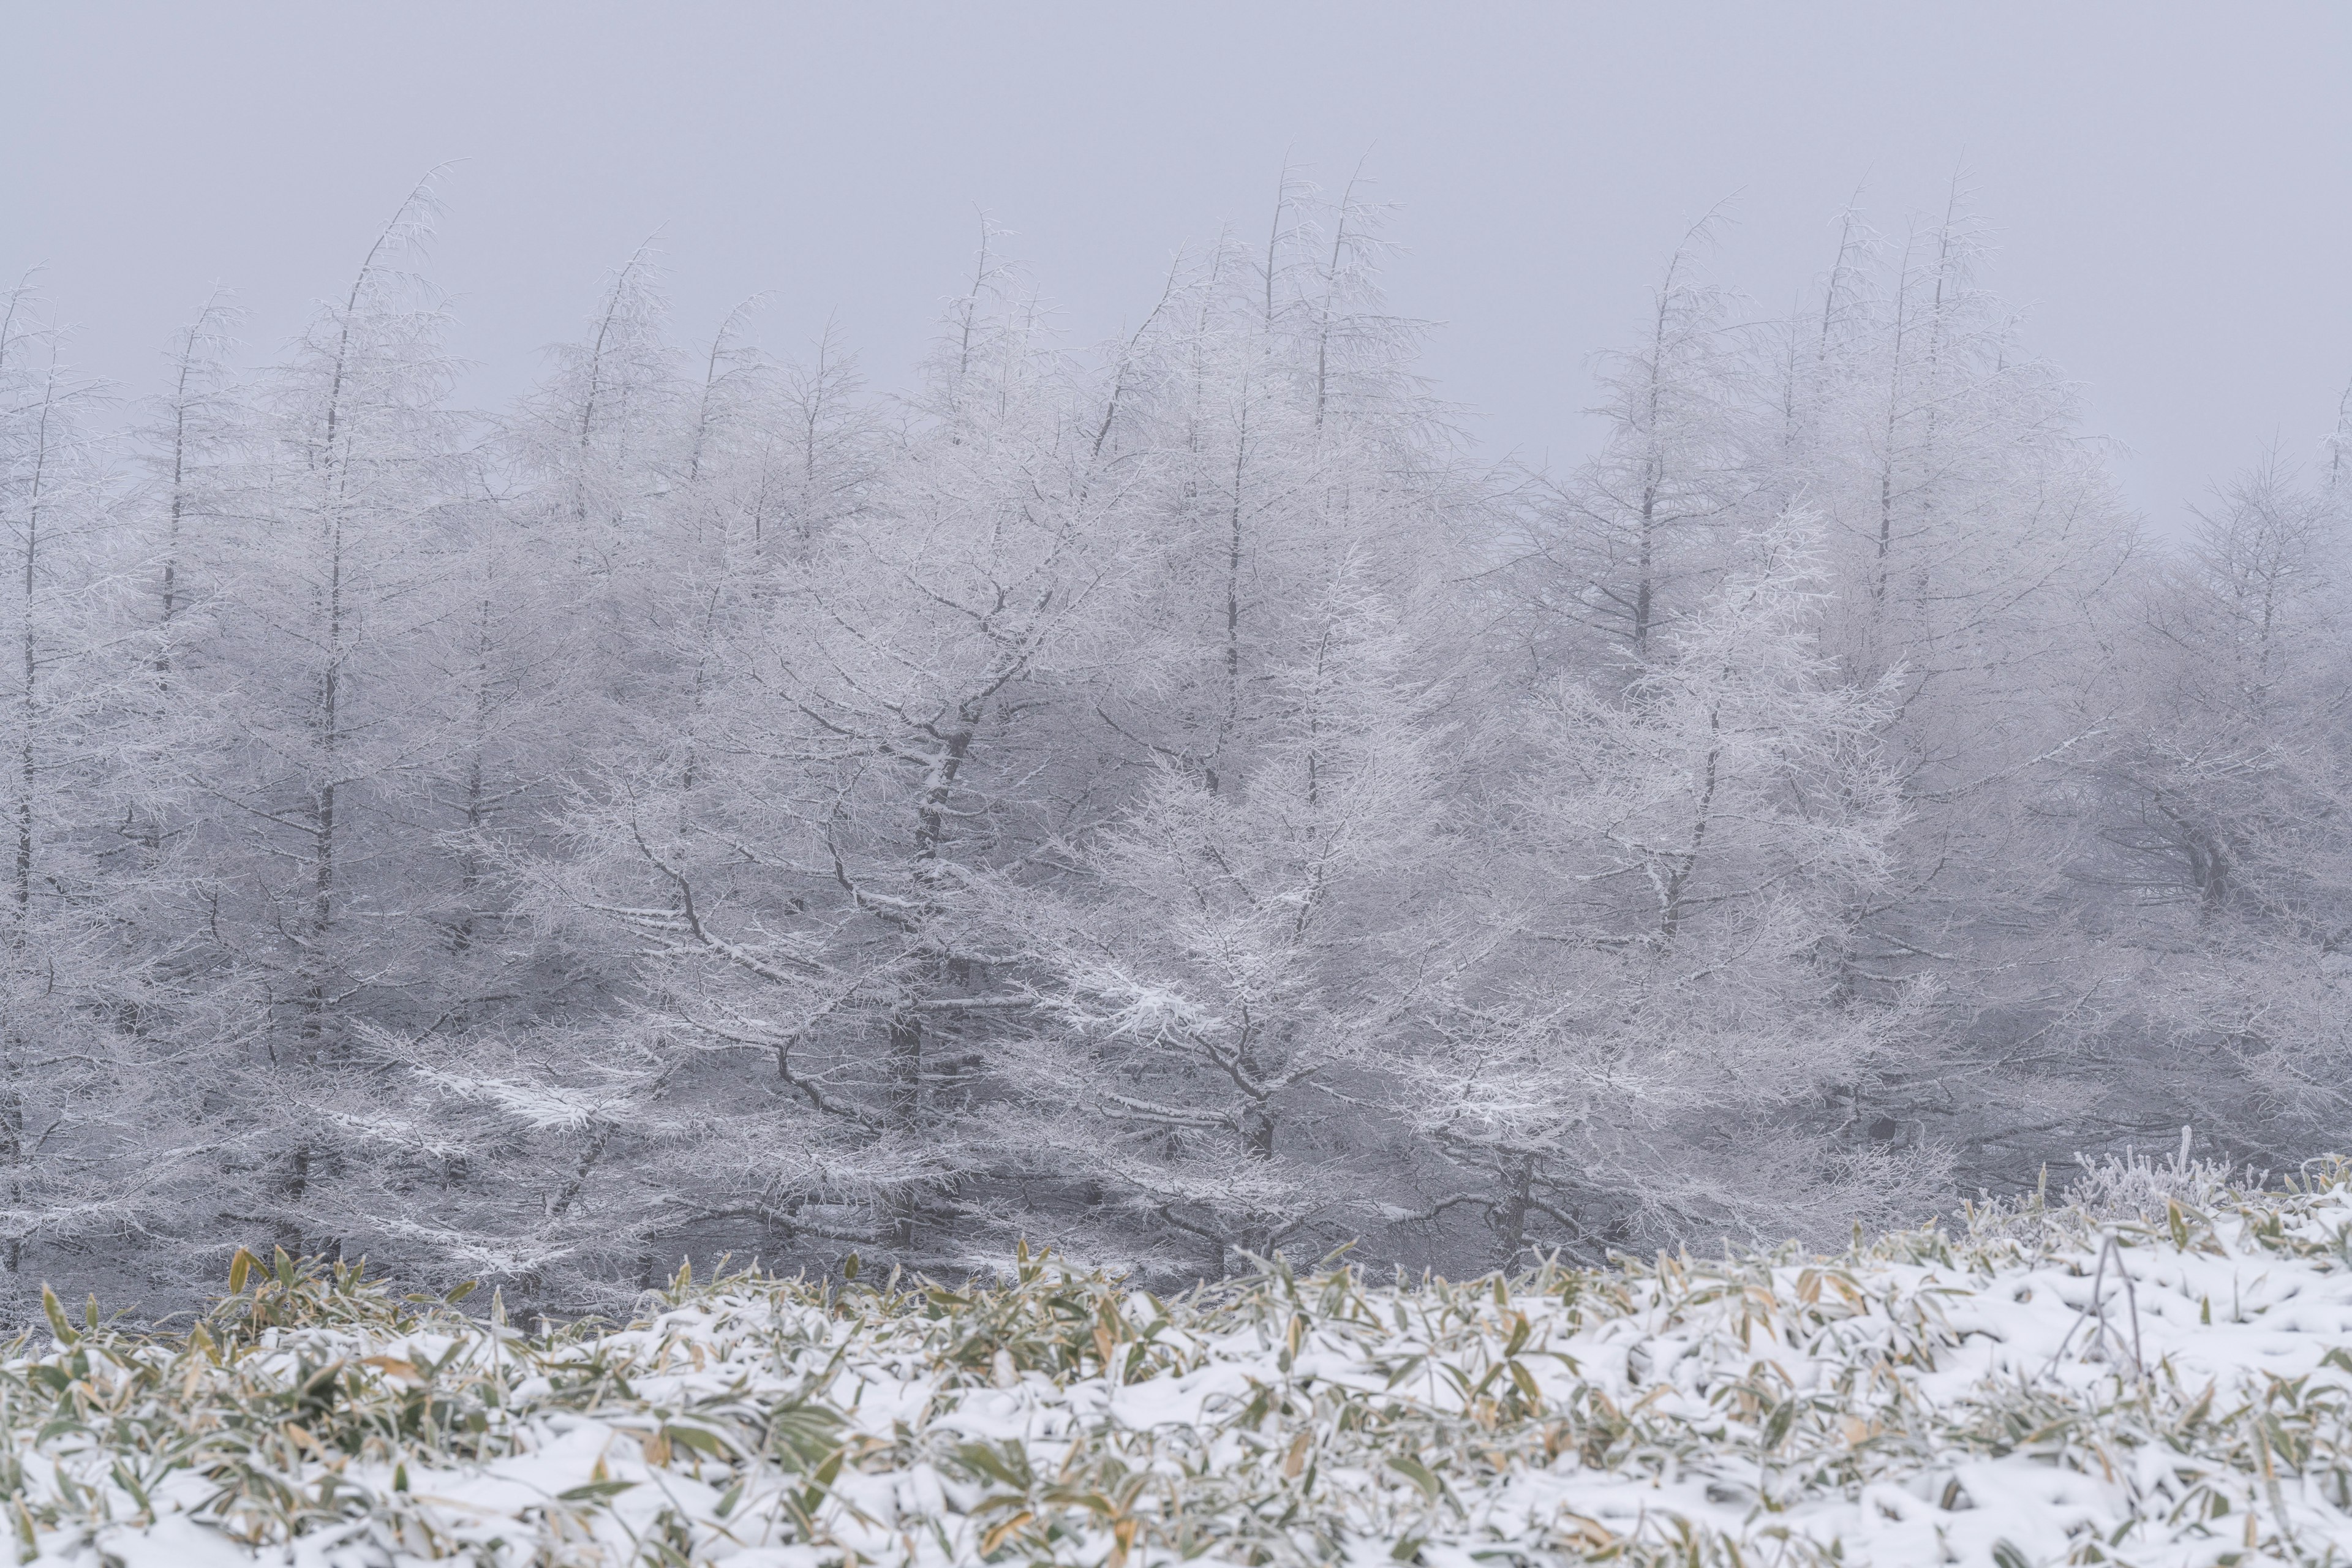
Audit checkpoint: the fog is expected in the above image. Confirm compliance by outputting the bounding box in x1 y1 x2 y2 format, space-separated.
4 4 2352 1314
11 4 2352 526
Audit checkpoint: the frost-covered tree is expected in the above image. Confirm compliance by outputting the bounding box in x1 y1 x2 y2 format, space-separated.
137 290 243 678
1419 516 1945 1263
1746 200 2139 1183
1 172 2320 1316
980 184 1480 1279
465 255 1132 1294
0 284 200 1300
162 181 478 1259
1021 553 1453 1278
1516 220 1760 678
2076 454 2352 1161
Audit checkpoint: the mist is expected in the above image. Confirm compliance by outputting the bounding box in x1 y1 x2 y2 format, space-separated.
5 4 2351 1315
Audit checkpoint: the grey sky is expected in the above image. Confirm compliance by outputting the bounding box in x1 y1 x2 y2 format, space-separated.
10 2 2350 529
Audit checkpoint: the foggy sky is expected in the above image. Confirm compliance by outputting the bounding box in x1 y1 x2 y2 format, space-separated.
9 1 2350 530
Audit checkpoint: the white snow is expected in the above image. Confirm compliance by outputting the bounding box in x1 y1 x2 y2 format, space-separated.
10 1179 2352 1565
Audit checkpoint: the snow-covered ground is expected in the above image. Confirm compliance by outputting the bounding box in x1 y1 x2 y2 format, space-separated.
10 1166 2352 1566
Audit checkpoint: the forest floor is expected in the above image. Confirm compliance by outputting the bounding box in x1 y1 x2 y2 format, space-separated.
7 1165 2352 1566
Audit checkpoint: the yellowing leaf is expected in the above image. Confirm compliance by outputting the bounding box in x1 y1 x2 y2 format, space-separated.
980 1509 1033 1555
227 1248 259 1297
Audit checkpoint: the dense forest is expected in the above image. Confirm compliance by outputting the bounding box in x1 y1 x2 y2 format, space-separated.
3 174 2347 1316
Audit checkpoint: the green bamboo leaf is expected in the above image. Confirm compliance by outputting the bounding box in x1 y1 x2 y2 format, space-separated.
664 1423 730 1458
1387 1455 1443 1502
557 1479 638 1502
40 1287 77 1347
110 1461 151 1516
